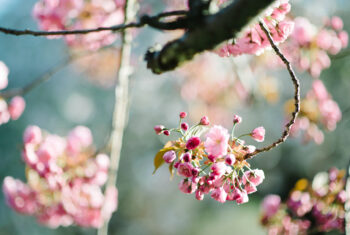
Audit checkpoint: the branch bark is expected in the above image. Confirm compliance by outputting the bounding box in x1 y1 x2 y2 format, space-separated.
97 0 137 234
244 21 300 160
145 0 275 74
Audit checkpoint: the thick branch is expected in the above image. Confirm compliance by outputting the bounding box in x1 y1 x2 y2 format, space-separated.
244 21 300 160
0 11 187 37
145 0 275 74
97 0 136 234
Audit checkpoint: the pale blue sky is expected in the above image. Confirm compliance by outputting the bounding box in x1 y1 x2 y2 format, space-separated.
0 0 17 15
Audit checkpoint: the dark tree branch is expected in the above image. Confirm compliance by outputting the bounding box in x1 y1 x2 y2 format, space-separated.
244 21 301 160
145 0 275 74
0 11 188 37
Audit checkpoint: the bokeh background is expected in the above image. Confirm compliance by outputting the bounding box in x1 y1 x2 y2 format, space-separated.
0 0 350 234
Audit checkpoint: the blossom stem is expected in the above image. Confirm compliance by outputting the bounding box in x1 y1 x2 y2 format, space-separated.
244 20 300 160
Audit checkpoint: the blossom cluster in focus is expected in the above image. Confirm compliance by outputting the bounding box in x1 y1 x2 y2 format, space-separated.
33 0 125 50
261 167 346 234
153 113 266 204
2 125 117 228
0 61 26 125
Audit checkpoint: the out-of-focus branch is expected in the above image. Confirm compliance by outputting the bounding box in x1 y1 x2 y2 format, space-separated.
97 0 137 234
245 21 301 160
0 47 113 99
145 0 275 74
0 10 187 37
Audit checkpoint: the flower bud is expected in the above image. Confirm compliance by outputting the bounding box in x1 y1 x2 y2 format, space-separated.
233 115 242 124
225 154 236 165
163 150 176 164
199 116 210 126
163 130 170 136
181 122 189 131
181 152 191 162
153 125 164 135
186 136 201 150
179 112 187 119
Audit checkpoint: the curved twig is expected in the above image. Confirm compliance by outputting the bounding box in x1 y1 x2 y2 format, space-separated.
0 10 187 37
244 21 300 160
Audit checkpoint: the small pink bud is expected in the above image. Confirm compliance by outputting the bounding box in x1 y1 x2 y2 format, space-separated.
163 130 170 136
233 115 242 124
199 116 210 126
174 161 180 169
181 152 191 162
163 150 176 164
8 96 25 120
181 122 189 131
251 126 265 142
186 136 201 150
225 154 236 165
154 125 164 135
179 112 187 119
208 154 216 162
23 125 42 145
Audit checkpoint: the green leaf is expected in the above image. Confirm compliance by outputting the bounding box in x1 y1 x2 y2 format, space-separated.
169 162 175 180
153 146 177 175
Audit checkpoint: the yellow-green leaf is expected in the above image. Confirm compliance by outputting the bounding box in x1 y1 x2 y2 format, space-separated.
153 146 177 174
169 162 175 180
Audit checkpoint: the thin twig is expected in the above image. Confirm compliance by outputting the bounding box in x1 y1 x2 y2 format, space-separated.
0 47 113 99
0 10 187 37
244 21 300 160
97 0 137 234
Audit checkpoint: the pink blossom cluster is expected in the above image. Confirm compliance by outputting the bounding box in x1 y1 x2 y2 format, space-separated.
281 16 348 78
33 0 125 50
154 113 266 204
261 167 346 234
287 79 341 144
0 61 26 125
217 0 294 57
2 125 117 228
